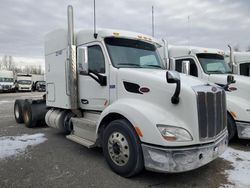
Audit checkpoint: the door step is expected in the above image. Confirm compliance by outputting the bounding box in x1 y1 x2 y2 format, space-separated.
66 112 100 148
66 134 96 148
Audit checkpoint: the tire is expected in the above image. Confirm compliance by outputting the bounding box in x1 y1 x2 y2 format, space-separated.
14 100 25 123
102 119 144 177
23 100 38 128
227 114 237 141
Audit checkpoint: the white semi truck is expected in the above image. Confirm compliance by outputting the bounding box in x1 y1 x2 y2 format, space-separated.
15 74 32 92
0 70 15 92
166 45 250 140
13 6 228 177
225 46 250 77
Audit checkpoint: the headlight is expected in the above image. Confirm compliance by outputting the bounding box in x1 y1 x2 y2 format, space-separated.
157 125 193 142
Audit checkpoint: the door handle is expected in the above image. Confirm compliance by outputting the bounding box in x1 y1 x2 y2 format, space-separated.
81 99 89 104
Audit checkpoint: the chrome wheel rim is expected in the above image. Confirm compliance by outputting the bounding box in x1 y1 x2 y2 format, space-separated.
108 132 130 166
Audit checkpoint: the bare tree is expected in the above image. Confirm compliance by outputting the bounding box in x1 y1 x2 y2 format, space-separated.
246 45 250 52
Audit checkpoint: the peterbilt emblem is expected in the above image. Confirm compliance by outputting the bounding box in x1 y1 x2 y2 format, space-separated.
211 87 217 92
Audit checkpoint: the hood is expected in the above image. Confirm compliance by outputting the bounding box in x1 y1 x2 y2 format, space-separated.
0 82 14 86
118 68 208 88
208 74 250 101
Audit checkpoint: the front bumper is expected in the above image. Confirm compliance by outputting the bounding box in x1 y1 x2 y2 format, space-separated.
236 121 250 139
142 132 228 173
19 87 31 91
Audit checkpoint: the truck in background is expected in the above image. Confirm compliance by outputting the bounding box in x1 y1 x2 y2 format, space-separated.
31 74 45 91
225 46 250 77
0 70 15 92
15 74 32 92
164 45 250 140
13 6 228 177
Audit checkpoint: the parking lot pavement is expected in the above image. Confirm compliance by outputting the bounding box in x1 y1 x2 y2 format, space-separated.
0 92 250 188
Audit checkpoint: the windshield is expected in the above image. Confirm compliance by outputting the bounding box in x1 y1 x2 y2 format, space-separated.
105 37 163 69
197 53 232 74
0 77 14 82
18 80 32 85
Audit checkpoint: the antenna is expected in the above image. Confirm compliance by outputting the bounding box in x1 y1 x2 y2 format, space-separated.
187 16 190 46
93 0 98 38
152 6 154 37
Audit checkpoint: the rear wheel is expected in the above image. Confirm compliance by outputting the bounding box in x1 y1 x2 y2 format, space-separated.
227 114 237 141
102 119 144 177
23 101 38 128
14 100 24 123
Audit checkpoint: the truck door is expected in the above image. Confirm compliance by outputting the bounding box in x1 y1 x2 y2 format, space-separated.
78 43 109 111
175 58 200 77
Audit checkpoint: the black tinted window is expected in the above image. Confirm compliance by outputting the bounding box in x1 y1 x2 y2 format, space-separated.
240 63 250 76
88 45 105 73
176 58 198 77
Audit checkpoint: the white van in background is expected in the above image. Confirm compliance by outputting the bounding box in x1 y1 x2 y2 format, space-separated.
0 70 15 92
15 74 32 92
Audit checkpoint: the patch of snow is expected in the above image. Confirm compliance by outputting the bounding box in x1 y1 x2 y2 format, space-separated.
0 100 13 104
0 133 47 159
220 147 250 188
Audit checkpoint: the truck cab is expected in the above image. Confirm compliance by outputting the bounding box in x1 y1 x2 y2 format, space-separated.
167 45 250 140
0 70 15 92
14 6 228 177
225 51 250 77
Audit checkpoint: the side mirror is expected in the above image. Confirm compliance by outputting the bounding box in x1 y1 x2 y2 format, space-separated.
182 60 190 75
227 75 236 84
224 75 236 91
167 70 180 83
169 58 176 71
77 46 88 74
166 71 181 104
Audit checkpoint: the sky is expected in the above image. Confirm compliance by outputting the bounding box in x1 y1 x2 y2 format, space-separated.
0 0 250 66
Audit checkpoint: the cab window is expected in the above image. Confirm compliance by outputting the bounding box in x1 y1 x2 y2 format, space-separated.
176 58 198 77
88 45 105 73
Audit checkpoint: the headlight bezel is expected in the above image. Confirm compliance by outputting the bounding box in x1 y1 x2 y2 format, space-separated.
157 124 193 142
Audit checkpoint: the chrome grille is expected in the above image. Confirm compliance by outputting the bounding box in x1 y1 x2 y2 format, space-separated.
194 86 227 140
3 85 11 90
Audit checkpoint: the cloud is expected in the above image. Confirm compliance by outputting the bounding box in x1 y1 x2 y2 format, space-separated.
0 0 250 65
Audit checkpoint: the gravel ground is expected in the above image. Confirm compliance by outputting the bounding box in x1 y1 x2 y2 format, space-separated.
0 92 249 188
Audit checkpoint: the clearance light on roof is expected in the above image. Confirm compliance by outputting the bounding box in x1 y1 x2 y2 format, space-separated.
204 50 208 53
113 32 120 36
137 35 152 42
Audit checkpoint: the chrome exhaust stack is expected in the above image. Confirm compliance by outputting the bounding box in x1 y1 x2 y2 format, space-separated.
66 5 78 109
228 45 238 74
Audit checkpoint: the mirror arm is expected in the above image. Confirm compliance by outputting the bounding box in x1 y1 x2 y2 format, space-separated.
171 80 181 104
88 70 107 86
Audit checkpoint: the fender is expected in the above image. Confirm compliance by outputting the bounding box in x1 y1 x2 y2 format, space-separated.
227 94 250 122
97 98 195 147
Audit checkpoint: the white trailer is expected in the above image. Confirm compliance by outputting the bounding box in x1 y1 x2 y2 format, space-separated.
13 6 228 177
0 70 15 92
165 45 250 140
15 74 32 92
31 74 45 83
225 47 250 77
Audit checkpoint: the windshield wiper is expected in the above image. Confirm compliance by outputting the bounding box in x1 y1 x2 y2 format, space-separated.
208 70 224 74
117 63 141 67
143 65 163 69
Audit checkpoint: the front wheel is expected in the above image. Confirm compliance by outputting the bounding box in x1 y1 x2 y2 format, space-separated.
102 119 144 177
